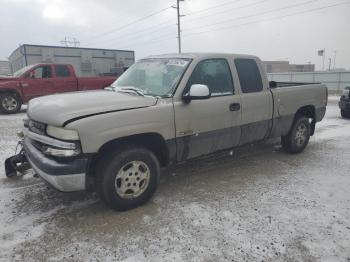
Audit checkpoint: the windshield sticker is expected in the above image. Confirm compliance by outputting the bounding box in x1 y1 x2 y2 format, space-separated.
137 62 162 70
167 59 189 67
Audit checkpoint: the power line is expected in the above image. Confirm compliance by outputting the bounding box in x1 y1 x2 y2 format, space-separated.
184 0 241 16
86 2 182 50
183 0 321 32
104 28 177 48
87 0 348 53
86 5 173 41
88 22 175 46
183 0 270 22
182 1 350 38
87 15 176 45
108 1 349 52
117 34 176 49
85 0 247 47
60 36 80 47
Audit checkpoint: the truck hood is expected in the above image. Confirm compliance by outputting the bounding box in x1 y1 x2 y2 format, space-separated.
28 90 158 126
0 76 19 80
0 77 20 87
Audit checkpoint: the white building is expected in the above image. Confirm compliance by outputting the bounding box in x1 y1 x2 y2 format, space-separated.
0 60 11 76
9 44 135 76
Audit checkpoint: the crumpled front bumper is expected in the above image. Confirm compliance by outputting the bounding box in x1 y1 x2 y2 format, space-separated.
21 136 89 192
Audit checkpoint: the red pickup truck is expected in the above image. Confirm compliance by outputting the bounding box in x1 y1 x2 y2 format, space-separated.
0 63 117 114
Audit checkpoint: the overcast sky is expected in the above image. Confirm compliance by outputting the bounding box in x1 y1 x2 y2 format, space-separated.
1 0 349 70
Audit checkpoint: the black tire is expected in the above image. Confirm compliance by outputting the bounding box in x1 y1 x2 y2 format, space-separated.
0 93 22 114
96 145 160 211
340 109 350 119
281 116 310 154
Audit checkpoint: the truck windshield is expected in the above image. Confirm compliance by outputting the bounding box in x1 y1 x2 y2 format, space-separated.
12 65 35 77
111 58 191 97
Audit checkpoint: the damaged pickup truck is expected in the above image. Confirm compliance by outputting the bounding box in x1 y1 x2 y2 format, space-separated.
5 53 328 210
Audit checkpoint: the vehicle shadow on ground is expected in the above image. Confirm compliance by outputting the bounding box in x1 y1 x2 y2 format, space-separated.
11 138 284 217
7 137 319 258
18 108 26 114
0 105 26 115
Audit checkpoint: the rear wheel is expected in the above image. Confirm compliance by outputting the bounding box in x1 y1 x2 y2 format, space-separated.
340 109 350 119
96 145 160 211
0 93 22 114
281 116 310 154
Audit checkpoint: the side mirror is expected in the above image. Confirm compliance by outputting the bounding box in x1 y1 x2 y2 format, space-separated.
183 84 211 102
269 81 277 88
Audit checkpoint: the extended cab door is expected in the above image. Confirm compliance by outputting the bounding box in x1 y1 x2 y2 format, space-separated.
21 65 54 100
233 58 273 145
173 58 241 161
52 65 78 93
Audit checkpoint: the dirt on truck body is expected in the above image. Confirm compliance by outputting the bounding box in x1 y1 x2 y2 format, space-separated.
5 53 328 211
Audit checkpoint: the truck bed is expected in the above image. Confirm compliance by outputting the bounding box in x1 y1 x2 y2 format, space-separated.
269 83 328 137
270 81 321 88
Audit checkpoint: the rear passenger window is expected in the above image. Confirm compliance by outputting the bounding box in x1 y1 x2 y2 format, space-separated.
55 65 70 77
187 59 234 96
234 59 263 93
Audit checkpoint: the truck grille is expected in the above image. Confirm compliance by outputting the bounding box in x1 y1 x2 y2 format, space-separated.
28 120 46 135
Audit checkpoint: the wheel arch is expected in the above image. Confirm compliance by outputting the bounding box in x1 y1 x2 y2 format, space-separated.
0 89 23 103
86 132 172 189
0 89 23 114
294 105 316 135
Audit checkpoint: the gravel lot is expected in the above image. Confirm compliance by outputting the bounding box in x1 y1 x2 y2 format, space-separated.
0 97 349 262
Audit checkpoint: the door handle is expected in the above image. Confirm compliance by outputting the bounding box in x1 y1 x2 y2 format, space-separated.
229 103 240 111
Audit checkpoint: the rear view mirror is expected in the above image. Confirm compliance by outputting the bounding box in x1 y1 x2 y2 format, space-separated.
183 84 211 102
269 81 277 88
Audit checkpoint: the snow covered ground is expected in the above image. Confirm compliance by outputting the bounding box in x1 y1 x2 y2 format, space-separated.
0 96 349 261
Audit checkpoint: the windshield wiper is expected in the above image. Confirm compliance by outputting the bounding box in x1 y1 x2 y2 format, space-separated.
117 87 145 96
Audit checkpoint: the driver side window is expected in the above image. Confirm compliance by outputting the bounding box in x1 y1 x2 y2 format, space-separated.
30 66 52 79
187 59 234 96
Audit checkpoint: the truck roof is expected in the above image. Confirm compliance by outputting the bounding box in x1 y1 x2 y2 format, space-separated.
146 53 260 60
29 63 73 67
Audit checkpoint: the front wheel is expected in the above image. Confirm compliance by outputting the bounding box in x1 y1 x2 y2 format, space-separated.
96 145 160 211
340 109 350 119
281 116 311 154
0 93 22 114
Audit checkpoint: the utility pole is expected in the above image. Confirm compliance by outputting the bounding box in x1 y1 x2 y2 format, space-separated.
333 50 337 69
173 0 184 53
60 36 80 47
60 36 68 47
322 49 326 71
328 58 332 71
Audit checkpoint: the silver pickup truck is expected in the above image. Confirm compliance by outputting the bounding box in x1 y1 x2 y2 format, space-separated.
5 53 328 210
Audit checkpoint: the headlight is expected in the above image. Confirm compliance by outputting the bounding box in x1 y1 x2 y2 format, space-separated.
42 146 80 157
46 125 79 141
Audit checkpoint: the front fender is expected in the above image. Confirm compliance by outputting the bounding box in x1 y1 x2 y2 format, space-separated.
0 81 24 101
66 100 175 154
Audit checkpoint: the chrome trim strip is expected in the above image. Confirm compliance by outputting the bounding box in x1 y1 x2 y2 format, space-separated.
27 131 77 149
27 157 86 192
